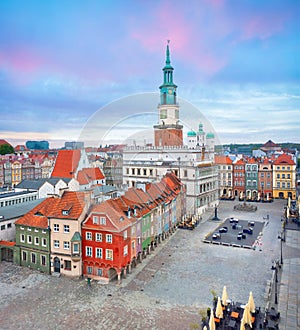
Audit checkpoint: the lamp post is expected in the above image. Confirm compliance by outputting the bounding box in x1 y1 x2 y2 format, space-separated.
271 260 279 304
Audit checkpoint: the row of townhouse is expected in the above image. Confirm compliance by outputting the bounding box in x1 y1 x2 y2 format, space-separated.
215 153 297 201
0 153 56 188
8 171 185 282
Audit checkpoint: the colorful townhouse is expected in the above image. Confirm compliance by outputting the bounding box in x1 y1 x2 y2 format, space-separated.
245 158 259 200
215 155 233 198
82 199 132 283
81 171 185 283
14 199 54 274
258 158 273 200
233 159 245 199
48 190 90 277
272 154 296 199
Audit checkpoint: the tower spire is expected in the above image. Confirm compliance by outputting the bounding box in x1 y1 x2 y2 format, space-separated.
166 40 171 66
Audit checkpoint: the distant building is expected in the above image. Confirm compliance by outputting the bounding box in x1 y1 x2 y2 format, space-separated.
65 141 84 150
26 141 49 150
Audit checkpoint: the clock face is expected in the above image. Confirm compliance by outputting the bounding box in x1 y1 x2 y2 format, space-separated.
168 89 172 94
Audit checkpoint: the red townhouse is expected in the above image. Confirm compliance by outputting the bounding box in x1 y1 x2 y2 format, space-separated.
82 199 132 283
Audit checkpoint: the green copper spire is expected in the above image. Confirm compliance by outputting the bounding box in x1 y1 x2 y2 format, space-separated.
159 40 177 105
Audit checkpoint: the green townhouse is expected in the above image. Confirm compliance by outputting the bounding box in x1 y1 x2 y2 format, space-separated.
14 198 55 274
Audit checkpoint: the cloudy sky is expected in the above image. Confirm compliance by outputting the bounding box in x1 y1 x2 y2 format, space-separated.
0 0 299 148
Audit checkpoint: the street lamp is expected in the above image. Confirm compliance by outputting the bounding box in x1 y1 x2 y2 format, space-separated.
271 260 279 304
278 231 284 265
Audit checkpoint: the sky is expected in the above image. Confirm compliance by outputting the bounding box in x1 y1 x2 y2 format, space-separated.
0 0 299 148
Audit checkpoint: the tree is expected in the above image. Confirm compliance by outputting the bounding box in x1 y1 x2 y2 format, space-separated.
0 144 14 155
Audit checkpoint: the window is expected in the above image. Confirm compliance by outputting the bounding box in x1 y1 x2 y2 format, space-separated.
64 225 70 233
149 169 153 176
96 233 102 242
124 245 128 256
42 238 47 247
143 169 147 176
97 268 103 276
34 237 39 245
100 217 106 225
96 248 102 258
64 260 71 270
7 223 12 229
132 241 135 249
20 234 25 242
282 182 286 188
53 224 59 232
31 253 36 264
277 182 280 188
123 230 127 240
27 235 32 244
86 246 92 257
287 174 290 179
106 249 113 260
106 234 112 243
86 232 92 240
276 174 280 179
64 241 70 250
282 174 285 179
287 182 290 188
22 251 27 261
184 170 188 177
41 255 46 266
87 266 93 274
73 243 79 254
54 240 59 248
27 227 31 231
93 216 99 224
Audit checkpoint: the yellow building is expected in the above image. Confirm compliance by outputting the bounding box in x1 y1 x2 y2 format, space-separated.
11 160 22 187
272 154 296 199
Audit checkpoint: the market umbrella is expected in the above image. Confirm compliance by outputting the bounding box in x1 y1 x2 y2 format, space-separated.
240 317 246 330
248 291 255 313
242 303 252 328
215 296 223 319
221 286 228 306
209 310 215 330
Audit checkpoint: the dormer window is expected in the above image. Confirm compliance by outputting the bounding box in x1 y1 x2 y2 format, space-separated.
62 203 73 216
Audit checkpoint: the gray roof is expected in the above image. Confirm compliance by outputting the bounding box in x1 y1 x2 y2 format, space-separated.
15 179 48 190
0 190 37 199
93 185 117 195
0 199 45 222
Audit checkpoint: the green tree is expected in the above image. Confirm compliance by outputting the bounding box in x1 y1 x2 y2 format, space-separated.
0 144 14 155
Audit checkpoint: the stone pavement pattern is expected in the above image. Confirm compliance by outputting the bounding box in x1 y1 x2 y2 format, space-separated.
0 200 298 329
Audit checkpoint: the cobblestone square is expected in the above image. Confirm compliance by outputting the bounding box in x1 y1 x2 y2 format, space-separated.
0 199 295 330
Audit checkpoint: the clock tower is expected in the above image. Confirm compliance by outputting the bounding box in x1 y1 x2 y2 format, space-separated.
154 41 183 147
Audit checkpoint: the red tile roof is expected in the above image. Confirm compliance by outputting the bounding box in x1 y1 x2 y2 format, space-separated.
77 167 105 185
51 150 81 178
0 240 16 247
15 198 57 229
273 153 295 165
15 191 88 228
214 155 233 164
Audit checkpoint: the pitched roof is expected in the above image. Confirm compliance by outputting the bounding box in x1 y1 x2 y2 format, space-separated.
0 139 12 147
0 199 45 221
0 240 16 247
214 155 233 165
273 153 295 165
47 191 87 219
77 167 105 185
51 149 81 178
263 140 278 148
15 198 57 229
86 199 132 232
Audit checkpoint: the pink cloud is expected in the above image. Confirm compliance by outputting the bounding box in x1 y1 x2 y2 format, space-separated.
130 1 227 78
241 13 288 41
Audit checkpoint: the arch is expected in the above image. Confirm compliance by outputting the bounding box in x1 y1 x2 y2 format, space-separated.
53 256 60 273
108 267 118 281
1 247 13 262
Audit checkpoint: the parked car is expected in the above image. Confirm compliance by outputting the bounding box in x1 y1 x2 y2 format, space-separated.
219 226 228 233
243 228 253 235
229 217 239 223
212 232 221 239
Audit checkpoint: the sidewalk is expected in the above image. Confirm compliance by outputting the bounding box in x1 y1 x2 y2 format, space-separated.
277 230 300 330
